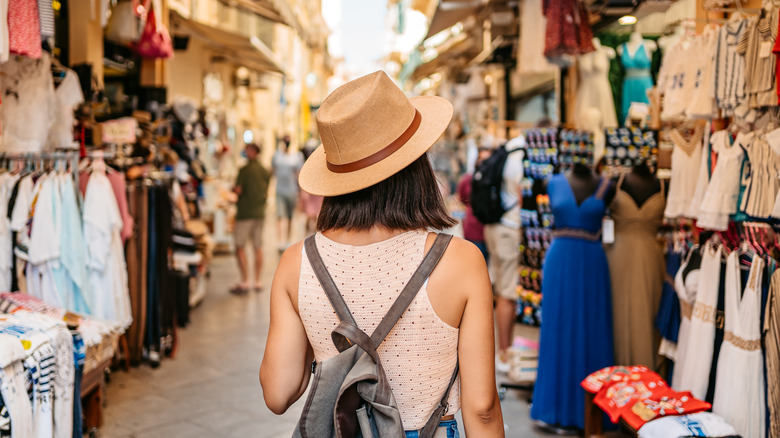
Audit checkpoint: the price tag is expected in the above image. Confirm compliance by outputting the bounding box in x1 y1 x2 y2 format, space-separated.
602 218 615 244
101 117 138 144
760 41 773 59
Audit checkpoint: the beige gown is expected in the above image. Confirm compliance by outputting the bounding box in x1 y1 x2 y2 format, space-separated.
606 174 666 367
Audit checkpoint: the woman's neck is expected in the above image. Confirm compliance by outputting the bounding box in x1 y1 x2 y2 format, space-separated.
320 227 415 246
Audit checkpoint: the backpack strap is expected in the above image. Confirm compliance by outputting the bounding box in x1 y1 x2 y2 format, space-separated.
369 233 453 346
418 363 460 438
304 234 358 328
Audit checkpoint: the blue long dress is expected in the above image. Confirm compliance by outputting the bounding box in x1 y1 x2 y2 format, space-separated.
620 41 654 119
530 174 615 429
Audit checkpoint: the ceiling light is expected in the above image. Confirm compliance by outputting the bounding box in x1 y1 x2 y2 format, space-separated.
619 15 637 25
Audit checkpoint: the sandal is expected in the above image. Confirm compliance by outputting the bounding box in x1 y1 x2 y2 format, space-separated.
229 284 250 294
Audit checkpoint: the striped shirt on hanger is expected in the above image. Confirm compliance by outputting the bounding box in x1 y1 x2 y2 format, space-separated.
737 7 780 109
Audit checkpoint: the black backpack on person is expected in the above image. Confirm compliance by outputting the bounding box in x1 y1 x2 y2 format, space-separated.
470 145 523 224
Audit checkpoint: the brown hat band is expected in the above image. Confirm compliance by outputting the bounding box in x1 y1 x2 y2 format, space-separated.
326 109 422 174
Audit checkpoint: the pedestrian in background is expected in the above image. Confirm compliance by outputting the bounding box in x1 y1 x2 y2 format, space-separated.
298 140 323 235
481 134 525 374
272 135 303 250
456 145 493 262
232 143 271 293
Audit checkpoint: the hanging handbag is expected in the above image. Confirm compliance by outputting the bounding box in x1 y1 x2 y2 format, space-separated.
106 0 140 45
136 0 173 59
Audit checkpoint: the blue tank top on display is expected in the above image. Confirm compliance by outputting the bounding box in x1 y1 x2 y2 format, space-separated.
620 41 654 120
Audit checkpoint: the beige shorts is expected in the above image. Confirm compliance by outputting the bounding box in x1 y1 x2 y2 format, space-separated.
234 218 264 248
484 223 521 301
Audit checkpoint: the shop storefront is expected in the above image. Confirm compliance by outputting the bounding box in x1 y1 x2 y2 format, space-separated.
0 0 332 436
398 0 780 436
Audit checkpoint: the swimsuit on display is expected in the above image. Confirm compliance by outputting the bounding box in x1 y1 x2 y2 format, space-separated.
620 41 654 120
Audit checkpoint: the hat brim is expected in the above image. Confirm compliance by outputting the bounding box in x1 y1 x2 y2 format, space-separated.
299 95 453 197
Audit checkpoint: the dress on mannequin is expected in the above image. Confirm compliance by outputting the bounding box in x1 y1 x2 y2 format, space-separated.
531 169 614 429
606 169 666 368
619 32 656 119
576 38 618 129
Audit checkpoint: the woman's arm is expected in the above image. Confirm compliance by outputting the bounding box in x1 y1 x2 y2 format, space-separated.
259 241 313 414
436 239 505 436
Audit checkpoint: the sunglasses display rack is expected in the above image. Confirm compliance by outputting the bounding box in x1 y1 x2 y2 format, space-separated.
517 128 558 327
557 129 596 171
603 127 658 173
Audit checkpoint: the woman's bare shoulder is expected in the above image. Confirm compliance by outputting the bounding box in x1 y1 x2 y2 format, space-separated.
430 234 490 294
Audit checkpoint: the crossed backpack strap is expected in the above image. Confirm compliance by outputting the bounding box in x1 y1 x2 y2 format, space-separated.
305 234 358 351
305 233 454 350
306 232 460 437
368 233 452 346
418 362 460 438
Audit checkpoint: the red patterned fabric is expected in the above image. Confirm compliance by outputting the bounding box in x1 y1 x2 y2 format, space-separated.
543 0 595 59
7 0 41 59
593 371 668 422
622 389 711 430
581 365 653 394
582 365 711 430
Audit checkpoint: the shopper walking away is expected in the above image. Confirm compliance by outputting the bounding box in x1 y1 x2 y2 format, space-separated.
298 140 324 235
232 143 271 293
272 135 303 250
259 71 504 437
480 134 525 374
457 146 492 262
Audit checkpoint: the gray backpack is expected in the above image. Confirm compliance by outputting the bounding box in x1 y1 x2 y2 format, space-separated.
293 233 459 438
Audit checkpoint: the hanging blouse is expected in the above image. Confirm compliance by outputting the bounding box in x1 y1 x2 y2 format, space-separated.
697 131 746 231
740 133 780 218
737 8 780 109
543 0 594 61
0 55 56 153
658 42 695 120
518 0 554 74
7 0 41 59
47 70 84 149
715 18 748 113
664 124 704 219
688 30 719 119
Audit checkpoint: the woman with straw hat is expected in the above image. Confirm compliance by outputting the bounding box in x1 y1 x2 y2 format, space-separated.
259 71 504 437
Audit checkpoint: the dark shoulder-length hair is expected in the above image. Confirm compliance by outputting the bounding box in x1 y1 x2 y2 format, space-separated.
317 153 457 232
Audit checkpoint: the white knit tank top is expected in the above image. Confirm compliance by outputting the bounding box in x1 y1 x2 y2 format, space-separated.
299 230 460 430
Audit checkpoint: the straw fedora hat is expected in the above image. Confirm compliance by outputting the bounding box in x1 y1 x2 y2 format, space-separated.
299 70 453 196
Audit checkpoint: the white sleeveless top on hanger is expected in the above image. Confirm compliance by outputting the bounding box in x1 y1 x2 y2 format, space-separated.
712 253 765 438
673 243 721 400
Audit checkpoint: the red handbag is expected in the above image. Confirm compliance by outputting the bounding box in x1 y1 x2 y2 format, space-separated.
136 3 173 59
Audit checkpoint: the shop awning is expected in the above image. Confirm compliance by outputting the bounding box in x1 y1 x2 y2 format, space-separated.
424 0 482 40
171 11 288 76
232 0 304 39
411 33 477 81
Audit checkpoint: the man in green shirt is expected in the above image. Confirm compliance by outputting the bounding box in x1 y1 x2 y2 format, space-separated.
232 143 271 293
